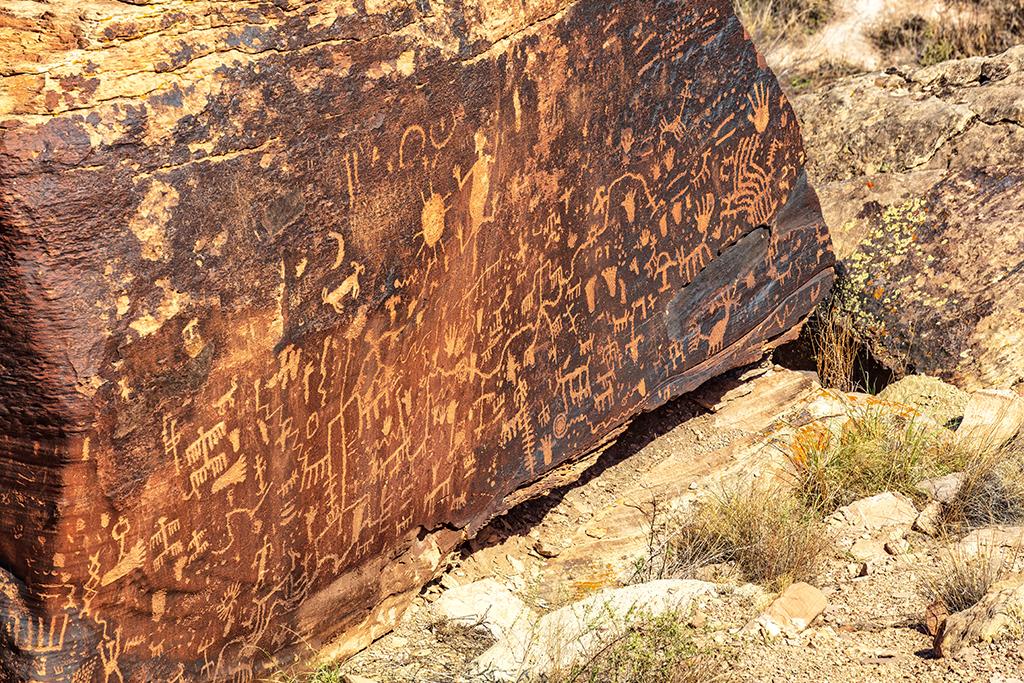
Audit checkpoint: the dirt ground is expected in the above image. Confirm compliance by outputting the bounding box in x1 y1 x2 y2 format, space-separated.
338 366 1024 682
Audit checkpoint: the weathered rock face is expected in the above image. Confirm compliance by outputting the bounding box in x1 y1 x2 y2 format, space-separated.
795 47 1024 391
0 0 832 679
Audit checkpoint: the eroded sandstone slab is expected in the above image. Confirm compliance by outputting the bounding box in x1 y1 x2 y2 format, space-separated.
0 0 832 679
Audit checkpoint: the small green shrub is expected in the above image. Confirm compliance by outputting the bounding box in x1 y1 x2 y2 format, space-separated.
306 668 345 683
556 610 721 683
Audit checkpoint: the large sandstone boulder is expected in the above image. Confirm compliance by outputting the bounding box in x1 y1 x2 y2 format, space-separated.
0 0 832 680
795 46 1024 391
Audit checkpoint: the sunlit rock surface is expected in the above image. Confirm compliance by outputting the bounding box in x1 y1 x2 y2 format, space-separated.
796 46 1024 391
0 0 833 679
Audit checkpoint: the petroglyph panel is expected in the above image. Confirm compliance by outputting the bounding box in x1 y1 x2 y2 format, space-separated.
0 0 833 679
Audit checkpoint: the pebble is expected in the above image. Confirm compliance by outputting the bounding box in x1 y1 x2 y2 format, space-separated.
534 540 561 558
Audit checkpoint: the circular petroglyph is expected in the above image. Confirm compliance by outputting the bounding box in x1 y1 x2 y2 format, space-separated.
553 413 568 439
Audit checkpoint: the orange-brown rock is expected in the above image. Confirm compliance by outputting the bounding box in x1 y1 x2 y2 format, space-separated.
0 0 833 680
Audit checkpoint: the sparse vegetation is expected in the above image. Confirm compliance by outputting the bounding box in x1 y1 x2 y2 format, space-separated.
809 296 860 393
926 541 1019 614
630 497 725 585
734 0 834 47
267 662 342 683
554 610 721 683
872 0 1024 66
787 406 969 515
788 59 861 93
305 668 345 683
942 438 1024 533
633 484 826 590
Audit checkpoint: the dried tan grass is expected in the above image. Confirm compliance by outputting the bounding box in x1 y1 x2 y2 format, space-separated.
787 407 967 515
810 300 860 392
926 540 1019 614
873 0 1024 66
942 437 1024 533
632 484 826 591
734 0 833 46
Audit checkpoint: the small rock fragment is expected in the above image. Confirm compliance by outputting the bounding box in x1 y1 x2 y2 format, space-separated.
925 599 950 638
433 578 532 639
937 577 1024 657
957 389 1024 446
849 538 887 562
343 675 381 683
832 492 918 530
877 375 970 426
744 582 827 637
472 579 717 681
916 473 964 504
506 555 525 573
884 537 911 556
534 540 561 558
913 501 944 537
855 561 874 577
957 527 1024 556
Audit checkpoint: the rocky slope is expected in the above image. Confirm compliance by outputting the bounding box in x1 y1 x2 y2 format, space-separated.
335 367 1024 682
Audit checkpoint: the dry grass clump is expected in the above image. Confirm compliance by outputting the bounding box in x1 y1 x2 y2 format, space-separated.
926 542 1018 614
633 484 826 590
942 438 1024 533
788 407 968 515
872 0 1024 66
630 498 726 585
788 59 862 92
734 0 833 55
554 610 722 683
809 298 860 393
788 400 1024 529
